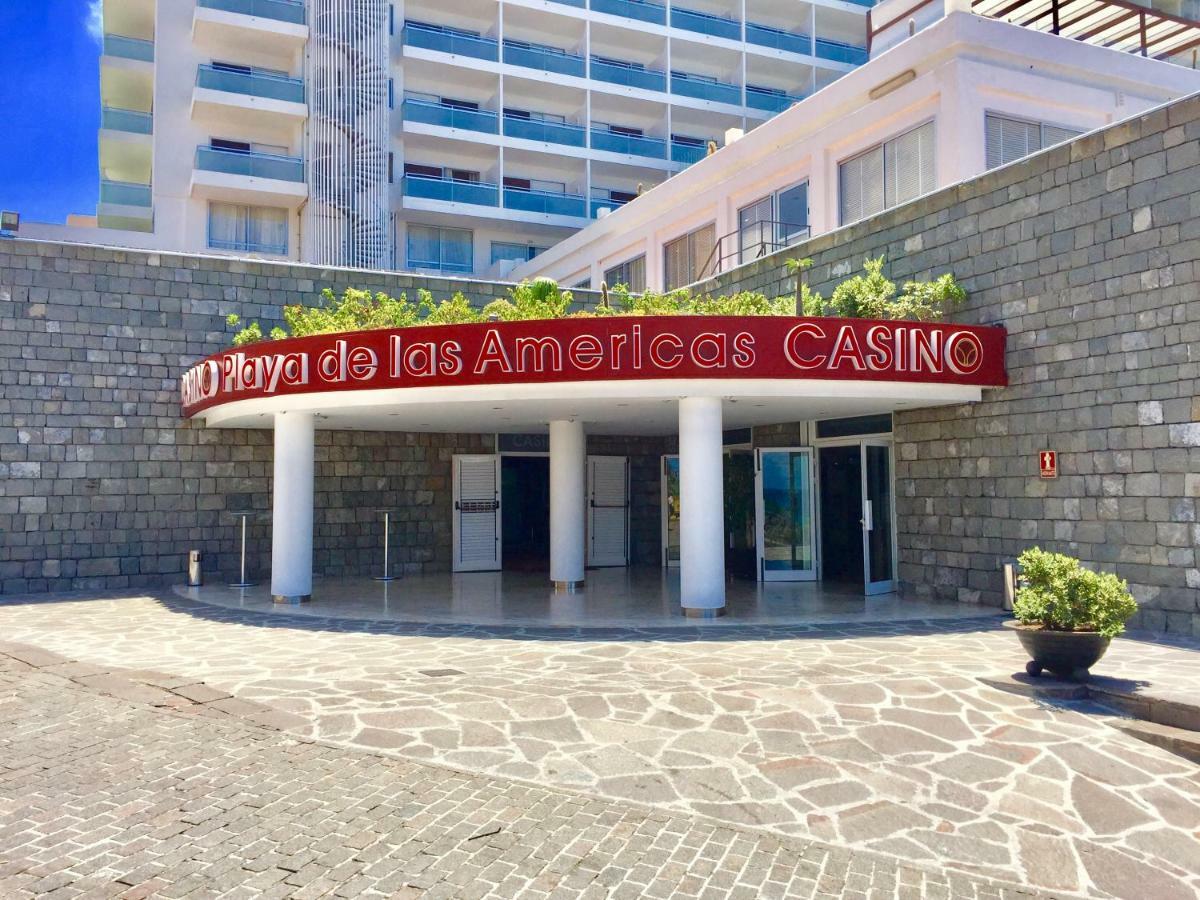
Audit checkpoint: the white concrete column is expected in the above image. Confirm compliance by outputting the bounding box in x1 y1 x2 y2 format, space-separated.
549 419 586 591
679 397 725 616
271 411 315 603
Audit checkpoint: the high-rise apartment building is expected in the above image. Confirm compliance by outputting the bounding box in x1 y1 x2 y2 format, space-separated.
86 0 872 276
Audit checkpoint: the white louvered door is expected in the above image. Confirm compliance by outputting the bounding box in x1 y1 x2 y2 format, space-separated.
452 455 501 572
587 456 629 568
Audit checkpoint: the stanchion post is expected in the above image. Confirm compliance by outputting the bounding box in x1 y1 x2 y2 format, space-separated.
230 512 255 588
374 509 397 582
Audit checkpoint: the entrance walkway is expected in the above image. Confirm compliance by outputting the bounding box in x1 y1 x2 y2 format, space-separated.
173 567 1001 629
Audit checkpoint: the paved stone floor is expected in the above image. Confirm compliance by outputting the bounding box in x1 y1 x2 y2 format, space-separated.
0 647 1050 900
1 592 1199 898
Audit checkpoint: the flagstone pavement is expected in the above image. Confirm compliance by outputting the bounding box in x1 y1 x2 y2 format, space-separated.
0 591 1198 899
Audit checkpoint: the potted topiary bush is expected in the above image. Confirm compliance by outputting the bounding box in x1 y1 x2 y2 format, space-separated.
1006 547 1138 682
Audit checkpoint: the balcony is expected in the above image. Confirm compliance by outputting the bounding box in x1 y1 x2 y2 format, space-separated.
591 0 666 24
670 6 741 41
403 98 499 134
816 38 868 65
503 41 586 78
191 146 307 207
97 180 153 233
745 22 811 56
101 107 152 135
193 65 307 126
670 141 708 165
590 128 667 159
590 194 631 217
503 115 587 148
504 187 587 218
403 23 499 62
745 85 801 114
671 71 741 105
547 0 586 6
196 65 304 102
103 34 154 62
193 0 308 50
404 174 500 208
590 57 666 92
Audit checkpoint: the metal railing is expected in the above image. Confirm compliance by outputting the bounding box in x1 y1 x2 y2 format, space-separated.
403 173 500 206
503 187 588 218
404 98 499 133
591 0 666 24
503 41 586 77
670 5 741 40
101 107 153 135
403 23 499 61
589 57 666 91
99 180 152 207
196 65 305 103
699 219 812 276
590 128 667 158
103 34 154 62
816 38 869 64
197 0 306 24
504 115 587 147
745 22 811 55
745 85 802 113
195 146 305 181
670 72 741 105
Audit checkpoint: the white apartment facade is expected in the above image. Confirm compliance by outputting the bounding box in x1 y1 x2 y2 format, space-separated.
513 0 1200 291
43 0 874 277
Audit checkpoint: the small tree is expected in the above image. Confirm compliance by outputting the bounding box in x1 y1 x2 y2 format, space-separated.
1013 548 1137 638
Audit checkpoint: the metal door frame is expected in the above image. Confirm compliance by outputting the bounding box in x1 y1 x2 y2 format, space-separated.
754 446 818 583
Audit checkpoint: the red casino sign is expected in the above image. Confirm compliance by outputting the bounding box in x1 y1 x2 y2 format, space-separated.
181 316 1007 416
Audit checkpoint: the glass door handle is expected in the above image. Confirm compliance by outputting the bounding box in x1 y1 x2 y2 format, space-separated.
863 500 873 532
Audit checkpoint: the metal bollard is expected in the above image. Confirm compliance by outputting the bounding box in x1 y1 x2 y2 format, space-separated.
1002 562 1017 611
187 550 203 587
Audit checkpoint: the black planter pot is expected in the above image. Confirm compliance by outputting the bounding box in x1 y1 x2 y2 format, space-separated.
1004 620 1112 682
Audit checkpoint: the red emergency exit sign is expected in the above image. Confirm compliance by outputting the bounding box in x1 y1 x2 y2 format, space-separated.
1039 451 1057 479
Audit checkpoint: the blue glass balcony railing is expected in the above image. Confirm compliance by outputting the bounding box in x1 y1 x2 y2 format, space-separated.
547 0 586 7
745 86 800 114
504 115 587 147
591 129 667 159
403 23 499 61
196 0 306 24
403 98 498 133
670 6 740 40
196 65 305 103
671 72 740 105
103 34 154 62
504 188 587 218
590 196 630 218
503 41 586 78
815 38 868 64
591 0 666 24
404 174 499 207
195 146 305 181
745 22 811 55
99 180 152 207
101 107 153 135
589 57 666 92
670 141 708 165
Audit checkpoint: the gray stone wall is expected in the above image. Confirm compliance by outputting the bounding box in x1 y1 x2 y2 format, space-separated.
689 95 1200 636
0 244 598 592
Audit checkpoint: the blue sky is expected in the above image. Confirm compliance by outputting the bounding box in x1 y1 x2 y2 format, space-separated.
0 0 102 224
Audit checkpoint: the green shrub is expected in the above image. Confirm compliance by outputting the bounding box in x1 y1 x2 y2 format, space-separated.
1013 547 1138 638
821 257 966 321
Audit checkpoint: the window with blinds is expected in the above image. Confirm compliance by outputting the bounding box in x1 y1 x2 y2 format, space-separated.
985 113 1083 170
839 121 934 226
604 255 646 292
663 224 716 290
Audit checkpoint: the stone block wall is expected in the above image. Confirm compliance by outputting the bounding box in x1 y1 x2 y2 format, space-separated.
689 95 1200 635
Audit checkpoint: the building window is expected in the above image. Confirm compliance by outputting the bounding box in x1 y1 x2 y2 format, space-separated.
407 224 472 274
737 182 809 265
490 242 546 265
663 223 716 290
207 203 288 255
604 255 646 292
737 196 772 265
985 113 1082 169
839 121 935 225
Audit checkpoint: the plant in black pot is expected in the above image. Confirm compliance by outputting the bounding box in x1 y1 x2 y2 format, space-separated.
1006 547 1138 682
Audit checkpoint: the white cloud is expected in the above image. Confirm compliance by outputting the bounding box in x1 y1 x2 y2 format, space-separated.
86 0 104 41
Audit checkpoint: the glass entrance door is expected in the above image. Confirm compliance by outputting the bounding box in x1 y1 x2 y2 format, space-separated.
861 441 895 595
661 455 680 567
755 448 816 581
